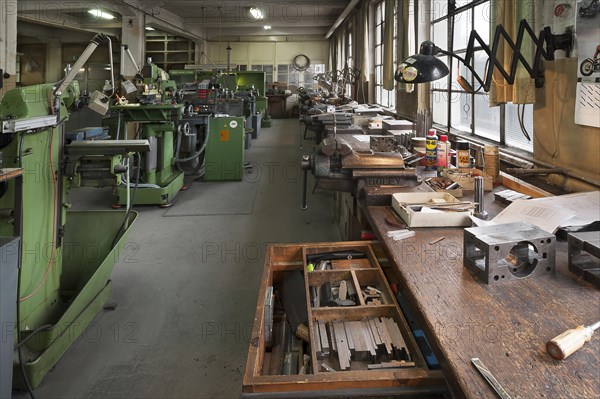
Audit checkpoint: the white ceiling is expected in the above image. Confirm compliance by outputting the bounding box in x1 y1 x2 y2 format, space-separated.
16 0 353 41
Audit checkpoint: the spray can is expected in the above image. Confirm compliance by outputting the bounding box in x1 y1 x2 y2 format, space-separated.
425 129 438 171
437 135 449 169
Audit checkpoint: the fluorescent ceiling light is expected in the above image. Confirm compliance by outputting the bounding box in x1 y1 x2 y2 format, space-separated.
88 9 115 20
263 25 272 30
249 7 264 20
145 27 155 31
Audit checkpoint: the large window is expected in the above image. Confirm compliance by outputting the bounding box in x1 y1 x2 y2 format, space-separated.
374 1 396 108
251 64 273 84
277 63 326 90
430 0 534 152
346 30 353 97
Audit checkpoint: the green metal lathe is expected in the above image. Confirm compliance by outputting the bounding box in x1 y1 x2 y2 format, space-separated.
0 34 148 390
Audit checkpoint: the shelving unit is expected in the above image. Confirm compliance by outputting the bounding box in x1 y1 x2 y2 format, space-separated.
145 35 196 72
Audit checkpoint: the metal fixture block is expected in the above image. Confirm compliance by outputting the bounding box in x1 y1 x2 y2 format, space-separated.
568 231 600 288
464 222 555 284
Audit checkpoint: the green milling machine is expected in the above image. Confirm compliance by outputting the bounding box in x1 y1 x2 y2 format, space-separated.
0 34 149 390
109 59 186 207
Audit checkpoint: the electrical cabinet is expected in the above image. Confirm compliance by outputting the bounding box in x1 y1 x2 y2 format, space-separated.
204 116 245 181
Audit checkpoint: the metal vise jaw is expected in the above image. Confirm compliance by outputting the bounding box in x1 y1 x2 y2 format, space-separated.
463 222 556 284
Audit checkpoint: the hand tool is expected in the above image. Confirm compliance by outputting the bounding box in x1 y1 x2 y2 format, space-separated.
471 358 512 399
546 320 600 360
306 250 365 265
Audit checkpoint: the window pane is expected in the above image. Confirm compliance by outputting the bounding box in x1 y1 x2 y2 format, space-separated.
505 103 534 152
457 49 487 90
433 19 448 48
408 0 416 54
432 90 449 126
450 90 472 133
473 3 490 44
474 94 500 140
432 0 449 20
453 8 472 51
277 64 288 83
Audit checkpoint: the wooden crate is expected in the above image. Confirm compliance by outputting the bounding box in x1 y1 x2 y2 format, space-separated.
242 242 447 397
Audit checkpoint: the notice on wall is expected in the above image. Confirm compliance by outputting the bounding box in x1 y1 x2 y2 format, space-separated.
575 1 600 127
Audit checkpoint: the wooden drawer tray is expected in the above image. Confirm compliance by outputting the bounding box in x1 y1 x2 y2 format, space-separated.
243 242 446 397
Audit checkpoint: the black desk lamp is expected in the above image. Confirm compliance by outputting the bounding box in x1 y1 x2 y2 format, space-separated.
395 19 573 93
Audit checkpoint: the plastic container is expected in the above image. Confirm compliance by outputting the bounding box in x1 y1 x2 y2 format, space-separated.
437 135 449 169
425 129 438 171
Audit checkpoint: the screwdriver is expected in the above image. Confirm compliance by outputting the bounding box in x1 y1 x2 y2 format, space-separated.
546 320 600 360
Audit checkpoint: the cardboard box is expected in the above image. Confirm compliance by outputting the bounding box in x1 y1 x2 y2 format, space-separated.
443 168 493 191
391 192 473 227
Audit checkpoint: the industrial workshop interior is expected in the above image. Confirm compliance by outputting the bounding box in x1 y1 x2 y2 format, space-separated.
0 0 599 398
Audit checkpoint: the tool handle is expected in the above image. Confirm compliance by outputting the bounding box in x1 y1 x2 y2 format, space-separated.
546 325 593 360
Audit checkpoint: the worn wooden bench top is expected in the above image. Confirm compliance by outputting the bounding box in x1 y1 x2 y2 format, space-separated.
364 205 600 399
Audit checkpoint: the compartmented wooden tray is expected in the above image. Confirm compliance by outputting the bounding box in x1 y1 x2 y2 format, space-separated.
242 242 446 397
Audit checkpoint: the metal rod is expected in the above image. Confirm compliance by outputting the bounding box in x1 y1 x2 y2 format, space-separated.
351 169 417 178
200 51 219 70
54 34 107 96
122 44 141 75
474 176 488 219
506 168 563 176
301 167 308 210
589 320 600 331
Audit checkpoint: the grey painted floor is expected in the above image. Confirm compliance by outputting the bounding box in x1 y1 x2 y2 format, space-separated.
25 118 340 399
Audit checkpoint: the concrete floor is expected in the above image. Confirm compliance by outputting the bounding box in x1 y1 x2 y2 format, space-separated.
25 118 340 399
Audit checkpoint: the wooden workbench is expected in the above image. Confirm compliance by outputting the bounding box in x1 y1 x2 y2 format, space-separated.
363 203 600 399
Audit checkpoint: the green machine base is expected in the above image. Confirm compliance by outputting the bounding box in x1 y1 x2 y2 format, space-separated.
13 210 137 389
116 170 184 206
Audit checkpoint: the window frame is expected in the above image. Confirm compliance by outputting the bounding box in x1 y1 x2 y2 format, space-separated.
374 1 396 108
429 0 534 152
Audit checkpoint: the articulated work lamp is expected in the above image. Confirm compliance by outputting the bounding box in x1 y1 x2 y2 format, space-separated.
395 19 573 93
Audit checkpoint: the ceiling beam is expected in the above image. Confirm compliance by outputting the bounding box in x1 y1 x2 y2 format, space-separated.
116 0 207 42
204 27 329 40
162 2 345 22
325 0 360 39
182 16 336 28
162 0 349 6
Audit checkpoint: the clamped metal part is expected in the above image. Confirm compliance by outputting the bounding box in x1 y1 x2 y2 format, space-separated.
463 222 555 284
